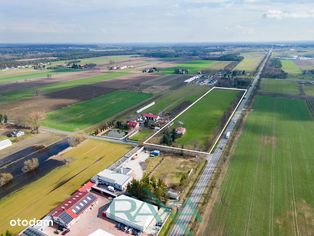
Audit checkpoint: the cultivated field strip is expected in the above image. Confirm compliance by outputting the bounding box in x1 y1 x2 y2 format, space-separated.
204 96 314 236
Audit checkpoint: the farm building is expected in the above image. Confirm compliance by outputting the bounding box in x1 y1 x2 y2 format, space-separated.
127 120 139 129
176 127 186 135
104 195 158 232
142 113 160 121
49 191 97 228
0 139 12 151
96 169 132 191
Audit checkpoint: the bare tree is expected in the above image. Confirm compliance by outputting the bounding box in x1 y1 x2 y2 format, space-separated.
68 132 85 147
0 173 14 187
27 112 45 134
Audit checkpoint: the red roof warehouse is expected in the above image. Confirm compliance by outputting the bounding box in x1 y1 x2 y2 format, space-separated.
49 191 97 228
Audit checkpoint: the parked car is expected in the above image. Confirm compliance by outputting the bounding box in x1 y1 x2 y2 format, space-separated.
61 229 70 235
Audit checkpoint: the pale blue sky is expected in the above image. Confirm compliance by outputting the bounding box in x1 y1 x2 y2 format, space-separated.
0 0 314 43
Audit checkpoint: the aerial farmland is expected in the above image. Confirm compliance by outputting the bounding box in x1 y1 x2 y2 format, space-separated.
0 44 314 236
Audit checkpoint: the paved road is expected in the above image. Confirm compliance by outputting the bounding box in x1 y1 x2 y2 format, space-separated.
169 49 272 236
40 127 139 146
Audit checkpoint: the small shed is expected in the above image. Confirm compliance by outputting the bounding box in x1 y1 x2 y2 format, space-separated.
0 139 12 151
176 127 186 135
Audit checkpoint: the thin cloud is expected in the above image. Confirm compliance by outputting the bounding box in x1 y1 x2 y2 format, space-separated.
263 9 314 19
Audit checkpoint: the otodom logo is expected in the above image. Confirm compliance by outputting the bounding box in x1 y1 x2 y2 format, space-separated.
9 218 53 227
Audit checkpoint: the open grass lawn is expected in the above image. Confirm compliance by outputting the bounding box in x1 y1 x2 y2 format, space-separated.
43 90 152 131
0 139 131 234
159 60 224 75
203 96 314 236
130 129 154 142
281 59 302 74
0 71 128 104
234 52 265 72
145 155 198 187
145 85 209 115
260 79 299 95
304 85 314 96
171 89 241 151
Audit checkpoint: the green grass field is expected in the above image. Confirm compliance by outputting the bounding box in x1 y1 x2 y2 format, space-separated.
43 90 152 131
234 52 265 73
0 140 131 234
204 96 314 236
260 79 299 95
0 71 128 104
130 129 153 142
169 89 240 151
281 60 302 74
0 70 62 84
159 60 225 75
48 55 133 67
304 85 314 96
146 85 209 114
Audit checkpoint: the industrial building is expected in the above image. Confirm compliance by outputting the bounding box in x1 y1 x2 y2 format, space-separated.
96 168 132 191
49 191 97 228
104 195 158 232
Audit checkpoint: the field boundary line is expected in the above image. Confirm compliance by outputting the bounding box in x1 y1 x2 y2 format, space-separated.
143 86 247 155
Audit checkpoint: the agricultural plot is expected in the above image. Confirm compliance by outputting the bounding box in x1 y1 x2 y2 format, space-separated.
43 90 152 131
150 89 241 151
281 59 302 74
0 139 131 234
260 79 299 95
0 71 128 104
304 85 314 96
159 60 226 75
203 96 314 236
48 55 133 67
294 59 314 70
145 85 209 115
173 89 240 150
234 52 265 72
0 70 64 84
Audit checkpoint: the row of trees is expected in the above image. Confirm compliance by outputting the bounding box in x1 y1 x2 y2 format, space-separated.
261 58 287 79
161 128 178 146
0 158 40 188
127 174 168 206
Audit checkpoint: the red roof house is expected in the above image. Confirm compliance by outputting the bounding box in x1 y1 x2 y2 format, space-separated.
49 191 97 228
176 127 186 135
142 113 160 121
127 120 139 129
